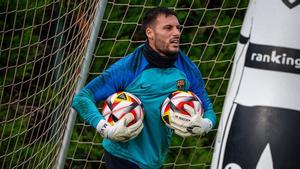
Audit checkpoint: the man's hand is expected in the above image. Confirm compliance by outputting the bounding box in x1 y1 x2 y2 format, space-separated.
171 104 212 137
96 113 144 142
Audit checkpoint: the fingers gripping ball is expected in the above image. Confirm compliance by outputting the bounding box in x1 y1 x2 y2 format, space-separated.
102 91 144 126
161 91 203 129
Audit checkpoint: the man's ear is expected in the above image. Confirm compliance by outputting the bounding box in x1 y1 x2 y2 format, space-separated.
146 28 154 40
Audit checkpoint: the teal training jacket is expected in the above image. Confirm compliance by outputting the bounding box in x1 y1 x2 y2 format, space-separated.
72 45 216 169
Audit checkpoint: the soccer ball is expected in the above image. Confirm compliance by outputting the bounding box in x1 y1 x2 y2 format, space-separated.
102 91 144 126
161 91 203 128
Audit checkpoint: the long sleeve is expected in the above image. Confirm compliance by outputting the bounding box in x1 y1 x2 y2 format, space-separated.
72 47 143 128
176 51 217 127
190 72 217 127
72 88 103 128
72 61 128 128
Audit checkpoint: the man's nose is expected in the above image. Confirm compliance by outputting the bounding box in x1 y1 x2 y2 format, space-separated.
173 27 180 36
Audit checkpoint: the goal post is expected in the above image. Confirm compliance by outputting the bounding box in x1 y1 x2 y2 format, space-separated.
55 0 108 168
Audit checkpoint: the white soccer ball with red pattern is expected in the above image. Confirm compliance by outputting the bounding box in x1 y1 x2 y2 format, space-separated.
102 91 144 126
161 91 203 129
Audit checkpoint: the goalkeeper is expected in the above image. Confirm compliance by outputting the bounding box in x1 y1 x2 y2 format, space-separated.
72 7 216 169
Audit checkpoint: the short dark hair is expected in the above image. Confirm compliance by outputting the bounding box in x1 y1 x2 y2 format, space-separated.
141 7 177 33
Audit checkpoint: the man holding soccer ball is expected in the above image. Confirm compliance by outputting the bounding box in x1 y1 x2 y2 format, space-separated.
72 7 216 169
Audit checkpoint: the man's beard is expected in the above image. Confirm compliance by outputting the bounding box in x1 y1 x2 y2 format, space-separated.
156 44 179 57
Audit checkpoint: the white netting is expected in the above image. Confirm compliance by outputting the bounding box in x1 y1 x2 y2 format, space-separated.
0 0 98 168
66 0 249 169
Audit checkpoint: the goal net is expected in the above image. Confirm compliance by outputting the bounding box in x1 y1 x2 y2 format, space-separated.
0 0 249 168
0 0 98 168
